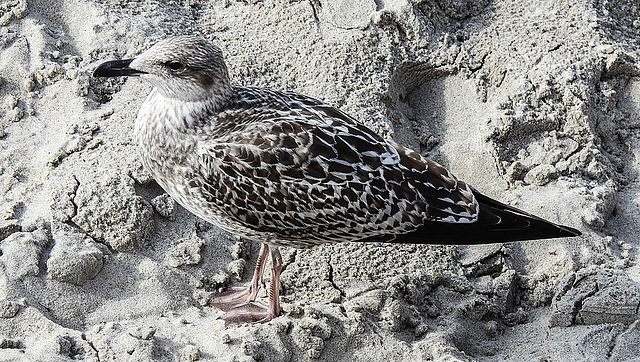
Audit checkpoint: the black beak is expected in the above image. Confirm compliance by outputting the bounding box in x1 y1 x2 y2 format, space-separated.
93 59 146 77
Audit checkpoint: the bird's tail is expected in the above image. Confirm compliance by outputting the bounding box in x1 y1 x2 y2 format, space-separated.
358 190 581 245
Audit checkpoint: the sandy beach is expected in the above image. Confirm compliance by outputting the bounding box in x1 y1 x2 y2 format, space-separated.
1 0 639 360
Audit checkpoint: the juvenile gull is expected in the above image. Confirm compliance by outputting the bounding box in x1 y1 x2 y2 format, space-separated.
93 36 581 326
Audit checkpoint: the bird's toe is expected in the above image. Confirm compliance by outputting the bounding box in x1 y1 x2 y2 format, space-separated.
208 286 253 312
220 302 277 327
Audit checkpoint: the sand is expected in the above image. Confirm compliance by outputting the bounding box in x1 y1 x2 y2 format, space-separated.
1 0 639 360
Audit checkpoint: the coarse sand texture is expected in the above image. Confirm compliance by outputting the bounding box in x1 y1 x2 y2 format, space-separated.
1 0 640 361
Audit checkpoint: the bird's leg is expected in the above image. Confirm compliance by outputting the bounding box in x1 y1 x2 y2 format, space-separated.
219 246 284 327
208 243 269 312
265 245 284 320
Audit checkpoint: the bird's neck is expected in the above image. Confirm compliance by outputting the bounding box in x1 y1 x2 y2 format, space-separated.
133 89 220 185
133 89 218 176
135 88 223 136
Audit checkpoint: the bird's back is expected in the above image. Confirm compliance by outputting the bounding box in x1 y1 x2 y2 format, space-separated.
169 86 484 247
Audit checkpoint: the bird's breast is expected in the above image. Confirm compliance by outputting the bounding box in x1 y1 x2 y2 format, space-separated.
134 91 207 208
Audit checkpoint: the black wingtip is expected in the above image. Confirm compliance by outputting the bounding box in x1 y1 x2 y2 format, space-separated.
447 190 583 244
556 224 581 237
93 59 146 77
357 190 582 245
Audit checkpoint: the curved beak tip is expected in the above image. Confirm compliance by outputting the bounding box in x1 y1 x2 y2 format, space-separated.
93 59 145 77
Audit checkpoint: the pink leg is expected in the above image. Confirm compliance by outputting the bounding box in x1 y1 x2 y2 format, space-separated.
208 243 269 312
266 246 283 319
218 246 284 327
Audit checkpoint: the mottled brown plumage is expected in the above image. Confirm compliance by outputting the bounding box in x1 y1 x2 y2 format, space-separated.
94 36 581 326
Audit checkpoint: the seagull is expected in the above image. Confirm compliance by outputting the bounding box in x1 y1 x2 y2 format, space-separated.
93 36 581 327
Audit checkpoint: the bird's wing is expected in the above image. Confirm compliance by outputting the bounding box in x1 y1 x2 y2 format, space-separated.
195 91 478 244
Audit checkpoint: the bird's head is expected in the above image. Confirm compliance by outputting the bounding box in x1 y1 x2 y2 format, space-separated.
94 36 231 104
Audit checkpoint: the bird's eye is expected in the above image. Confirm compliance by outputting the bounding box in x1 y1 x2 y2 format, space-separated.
166 61 185 71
